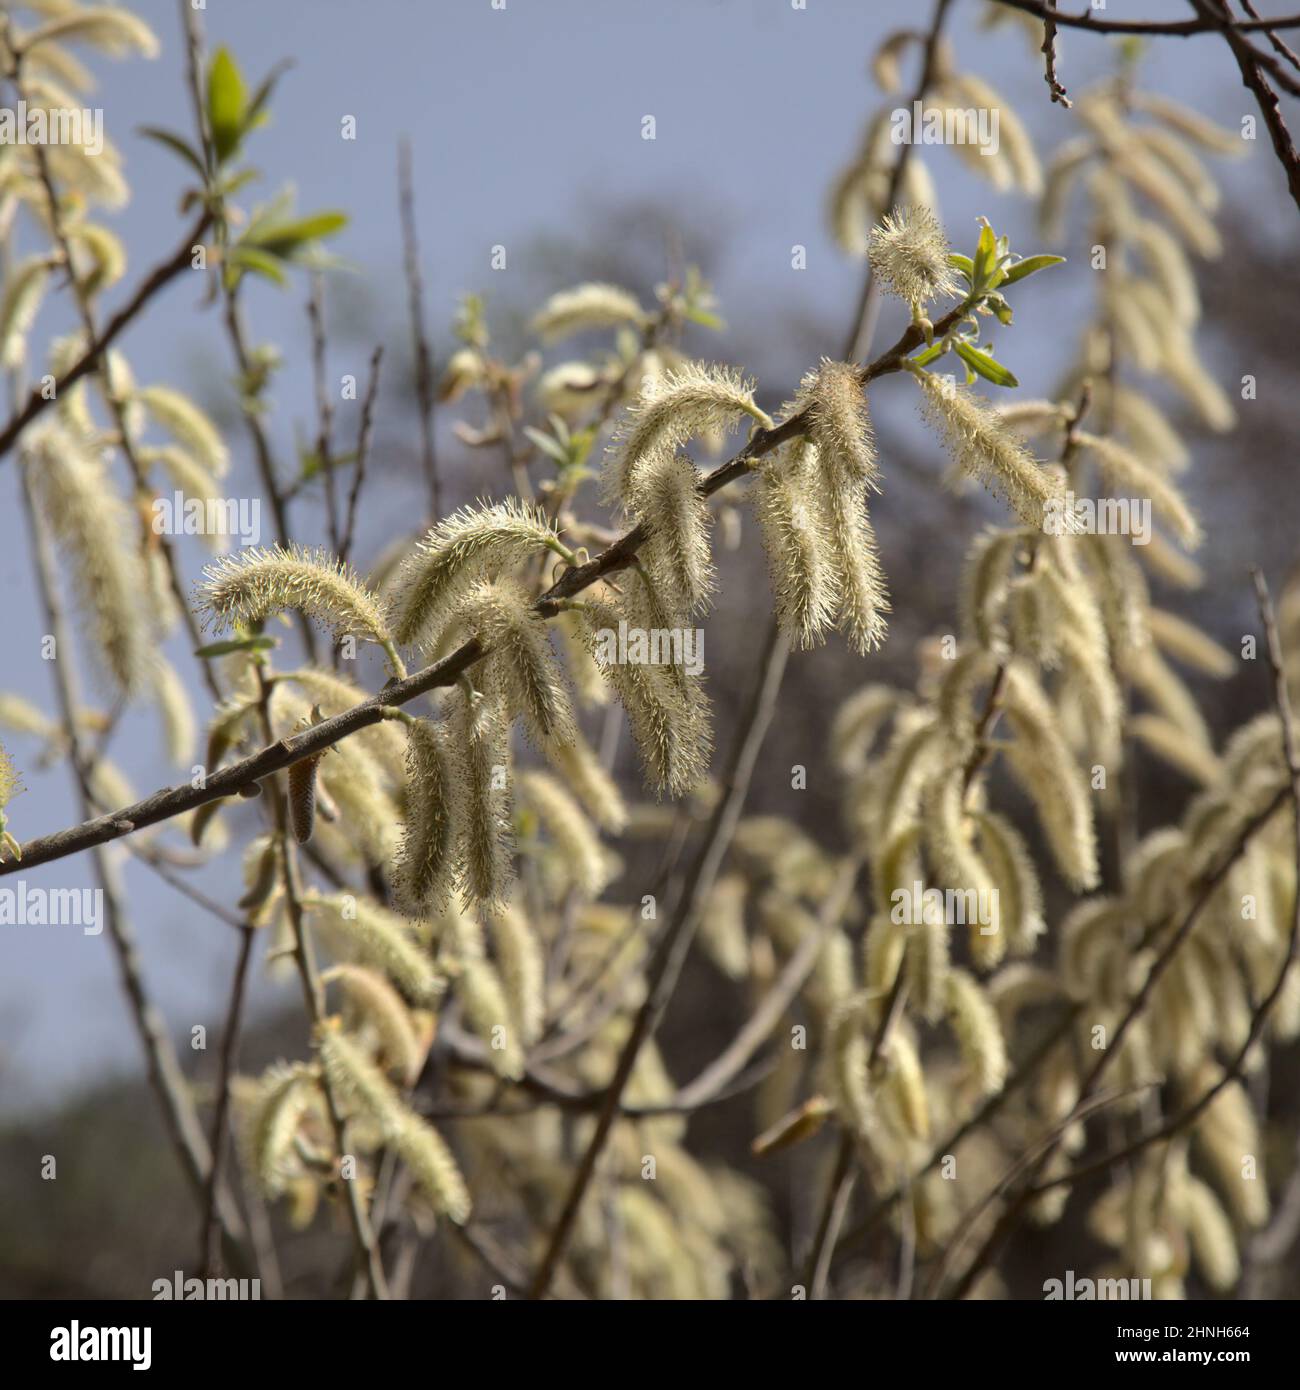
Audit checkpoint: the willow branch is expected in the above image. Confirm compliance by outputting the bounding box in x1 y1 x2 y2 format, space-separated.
3 298 972 878
991 0 1300 36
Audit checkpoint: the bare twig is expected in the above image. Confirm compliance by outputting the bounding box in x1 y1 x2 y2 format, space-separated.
398 138 441 521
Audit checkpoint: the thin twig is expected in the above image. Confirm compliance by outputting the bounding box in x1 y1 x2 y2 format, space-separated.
398 138 441 521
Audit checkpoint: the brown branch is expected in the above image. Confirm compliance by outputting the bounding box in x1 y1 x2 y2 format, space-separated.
1194 0 1300 213
1042 10 1072 106
991 0 1300 36
0 210 212 461
339 345 384 566
398 138 441 522
2 298 975 878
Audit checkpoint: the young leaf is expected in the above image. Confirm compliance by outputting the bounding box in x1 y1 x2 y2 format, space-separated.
954 340 1020 388
1000 254 1066 286
207 48 248 164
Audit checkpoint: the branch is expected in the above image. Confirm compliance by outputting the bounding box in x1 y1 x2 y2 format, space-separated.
991 0 1300 35
0 210 212 461
2 298 973 878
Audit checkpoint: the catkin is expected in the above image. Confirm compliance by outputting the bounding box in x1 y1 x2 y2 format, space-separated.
394 718 459 916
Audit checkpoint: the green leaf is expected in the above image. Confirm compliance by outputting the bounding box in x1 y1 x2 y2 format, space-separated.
244 211 348 258
207 48 248 165
1000 254 1066 286
948 252 975 285
228 245 288 287
986 292 1014 326
195 636 277 659
682 304 725 331
954 340 1019 388
972 222 998 290
138 126 206 178
523 426 572 467
908 341 948 369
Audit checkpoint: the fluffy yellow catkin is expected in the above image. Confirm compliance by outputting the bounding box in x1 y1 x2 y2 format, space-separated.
604 361 772 509
389 499 562 649
454 579 575 748
0 256 51 367
867 205 960 308
235 1061 320 1198
323 963 424 1085
488 902 546 1048
135 384 229 476
394 718 459 916
579 593 712 796
754 449 839 649
549 728 627 832
24 421 152 696
1074 432 1202 549
452 687 514 911
914 372 1069 531
447 911 526 1081
975 810 1045 955
302 890 443 1005
529 281 645 342
519 769 612 898
1146 608 1235 678
199 545 393 649
945 968 1007 1096
1002 663 1100 891
633 450 714 619
318 1025 471 1223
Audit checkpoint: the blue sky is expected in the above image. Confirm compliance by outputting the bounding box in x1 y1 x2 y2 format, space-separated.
0 0 1284 1112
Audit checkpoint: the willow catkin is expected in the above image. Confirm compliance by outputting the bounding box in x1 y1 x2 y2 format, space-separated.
0 255 51 367
1191 1071 1269 1228
234 1061 321 1199
1113 386 1191 474
603 361 772 509
1129 644 1213 745
519 769 612 898
451 686 514 911
1131 714 1222 787
530 281 645 342
199 545 393 648
922 766 1005 970
449 912 526 1081
1131 92 1245 158
975 810 1045 956
1177 1174 1240 1292
829 683 900 773
866 205 959 309
323 963 424 1086
1130 217 1201 327
389 499 562 649
945 968 1007 1096
578 594 712 796
915 373 1068 531
454 579 575 747
302 890 443 1005
961 527 1023 652
394 718 459 915
1147 608 1235 678
754 449 839 649
884 1031 930 1144
1074 432 1202 549
24 421 151 696
488 902 546 1048
1002 663 1099 891
318 1024 470 1222
135 384 228 475
549 728 627 833
827 996 876 1135
631 449 714 619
